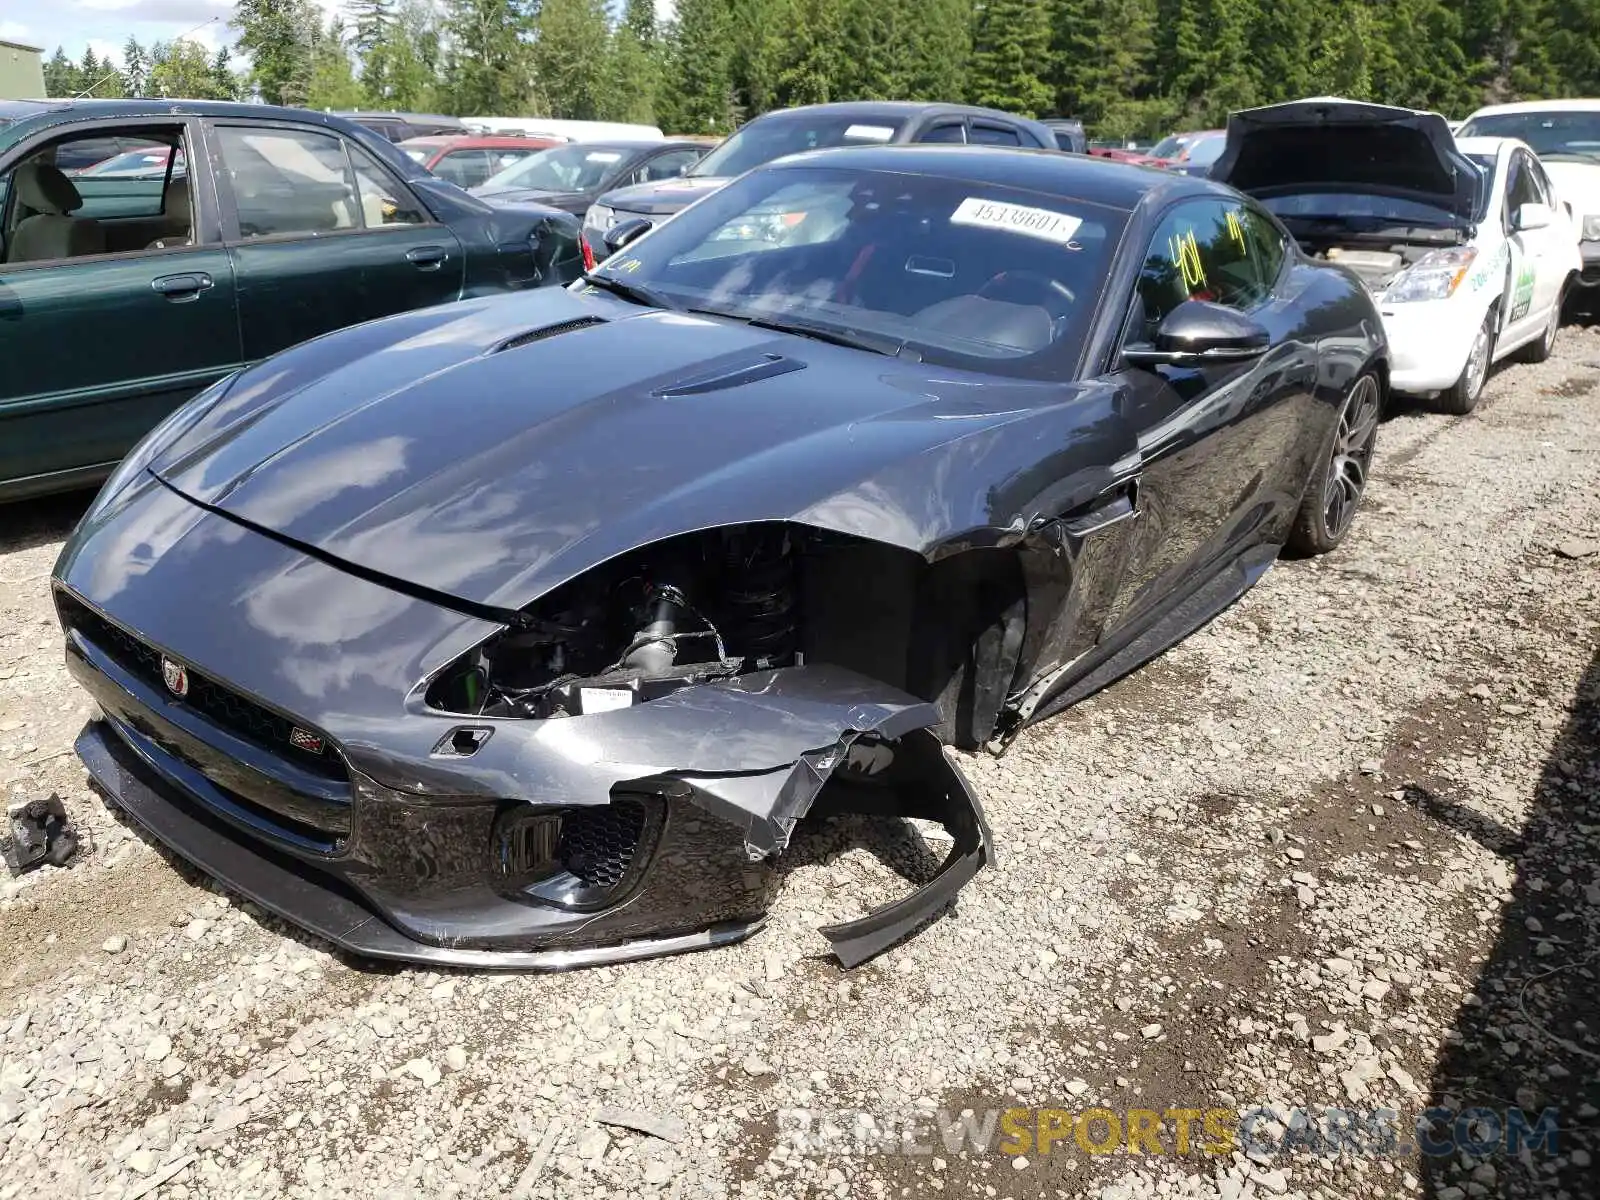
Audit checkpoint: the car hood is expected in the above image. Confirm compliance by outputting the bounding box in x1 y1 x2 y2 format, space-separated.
475 187 590 213
1211 97 1483 222
146 289 1122 614
598 176 728 216
1542 160 1600 219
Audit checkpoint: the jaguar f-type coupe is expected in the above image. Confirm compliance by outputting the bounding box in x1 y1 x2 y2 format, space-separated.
54 147 1388 969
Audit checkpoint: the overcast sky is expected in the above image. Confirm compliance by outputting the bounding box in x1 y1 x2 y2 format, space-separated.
0 0 343 66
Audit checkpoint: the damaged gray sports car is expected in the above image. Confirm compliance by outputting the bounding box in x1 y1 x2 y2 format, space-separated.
53 147 1385 968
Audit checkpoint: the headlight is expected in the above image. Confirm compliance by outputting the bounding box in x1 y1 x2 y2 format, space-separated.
1383 246 1477 304
584 204 615 232
1582 214 1600 241
83 373 238 521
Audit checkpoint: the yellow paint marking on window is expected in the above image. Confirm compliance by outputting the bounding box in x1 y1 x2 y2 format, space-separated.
1170 228 1207 290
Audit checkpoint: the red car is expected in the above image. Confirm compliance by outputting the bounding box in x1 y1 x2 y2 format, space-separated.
398 134 564 190
1088 146 1164 167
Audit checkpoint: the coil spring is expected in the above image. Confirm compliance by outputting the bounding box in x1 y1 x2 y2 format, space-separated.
721 530 797 667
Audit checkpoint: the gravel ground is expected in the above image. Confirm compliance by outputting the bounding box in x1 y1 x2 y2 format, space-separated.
3 325 1599 1200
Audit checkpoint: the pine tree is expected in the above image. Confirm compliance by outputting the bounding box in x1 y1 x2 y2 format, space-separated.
659 0 737 133
42 48 77 98
773 0 845 106
234 0 319 106
149 39 225 99
907 0 973 100
623 0 657 46
440 0 532 116
122 38 150 97
212 47 242 101
969 0 1053 116
531 0 613 118
307 19 366 110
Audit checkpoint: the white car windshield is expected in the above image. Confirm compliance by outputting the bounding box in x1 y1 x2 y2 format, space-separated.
1459 111 1600 163
579 165 1126 379
478 144 628 193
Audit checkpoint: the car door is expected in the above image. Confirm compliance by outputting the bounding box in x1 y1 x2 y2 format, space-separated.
0 117 241 499
1501 149 1549 343
629 147 703 186
1525 153 1570 322
1098 197 1317 634
208 119 466 364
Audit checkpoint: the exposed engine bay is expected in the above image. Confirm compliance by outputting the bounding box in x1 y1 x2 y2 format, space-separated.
428 524 935 722
1284 221 1466 292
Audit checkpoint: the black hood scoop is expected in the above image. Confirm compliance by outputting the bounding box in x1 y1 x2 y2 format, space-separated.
493 315 609 354
654 353 807 397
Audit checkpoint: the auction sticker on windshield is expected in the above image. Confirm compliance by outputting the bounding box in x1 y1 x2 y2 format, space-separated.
951 197 1084 245
845 125 896 141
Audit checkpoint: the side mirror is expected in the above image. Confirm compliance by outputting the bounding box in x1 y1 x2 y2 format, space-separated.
1514 202 1553 231
603 217 654 256
1123 299 1271 368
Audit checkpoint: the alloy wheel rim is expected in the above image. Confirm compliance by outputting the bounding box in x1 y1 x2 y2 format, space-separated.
1465 322 1491 400
1544 302 1561 351
1323 375 1380 539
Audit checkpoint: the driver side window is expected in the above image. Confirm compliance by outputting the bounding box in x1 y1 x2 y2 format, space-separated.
1127 199 1278 344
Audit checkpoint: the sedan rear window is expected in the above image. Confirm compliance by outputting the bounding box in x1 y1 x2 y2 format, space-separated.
689 115 907 178
586 165 1126 379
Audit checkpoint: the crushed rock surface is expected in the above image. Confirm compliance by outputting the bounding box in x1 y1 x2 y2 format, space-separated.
3 326 1600 1198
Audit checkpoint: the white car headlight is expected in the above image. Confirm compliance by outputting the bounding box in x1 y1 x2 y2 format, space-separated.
584 204 615 232
1582 214 1600 241
1383 246 1478 304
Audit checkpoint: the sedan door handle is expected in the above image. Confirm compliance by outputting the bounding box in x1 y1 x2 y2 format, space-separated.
406 245 448 271
151 272 212 301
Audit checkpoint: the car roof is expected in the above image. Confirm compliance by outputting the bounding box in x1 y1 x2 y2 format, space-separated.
400 134 555 150
0 99 56 123
770 144 1221 211
1454 136 1517 156
752 100 1034 123
0 97 383 126
1467 100 1600 117
336 110 464 124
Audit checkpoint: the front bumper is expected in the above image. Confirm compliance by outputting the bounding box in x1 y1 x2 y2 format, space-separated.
1378 299 1482 394
1578 241 1600 288
62 579 989 971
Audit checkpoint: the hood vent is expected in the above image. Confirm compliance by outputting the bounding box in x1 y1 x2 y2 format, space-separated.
493 316 608 354
654 354 806 397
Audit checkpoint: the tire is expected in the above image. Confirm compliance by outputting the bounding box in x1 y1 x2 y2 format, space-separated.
1517 282 1568 364
909 561 1025 750
1288 372 1381 557
1437 308 1495 415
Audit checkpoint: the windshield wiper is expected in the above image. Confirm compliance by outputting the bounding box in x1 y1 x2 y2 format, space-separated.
698 310 902 357
582 272 678 311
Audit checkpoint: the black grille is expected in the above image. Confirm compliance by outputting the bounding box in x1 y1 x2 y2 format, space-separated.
59 595 345 780
559 799 647 891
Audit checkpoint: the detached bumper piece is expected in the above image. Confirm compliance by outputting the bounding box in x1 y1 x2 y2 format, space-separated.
3 793 79 876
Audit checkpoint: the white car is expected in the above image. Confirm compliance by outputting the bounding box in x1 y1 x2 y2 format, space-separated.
1212 98 1581 414
1459 100 1600 303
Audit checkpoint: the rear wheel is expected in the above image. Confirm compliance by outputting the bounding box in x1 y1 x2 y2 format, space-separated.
1437 309 1494 415
1288 372 1381 556
1518 283 1567 364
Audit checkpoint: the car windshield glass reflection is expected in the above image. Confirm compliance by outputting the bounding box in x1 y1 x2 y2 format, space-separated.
689 116 908 178
1459 111 1600 162
582 166 1125 379
478 144 625 192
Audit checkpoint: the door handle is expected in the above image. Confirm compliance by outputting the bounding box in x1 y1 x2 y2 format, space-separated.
1061 479 1140 538
407 245 448 271
151 272 212 301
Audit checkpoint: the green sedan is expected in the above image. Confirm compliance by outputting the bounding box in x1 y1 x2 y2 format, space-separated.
0 99 587 503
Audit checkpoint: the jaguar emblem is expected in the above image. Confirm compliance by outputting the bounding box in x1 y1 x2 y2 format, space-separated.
160 656 189 698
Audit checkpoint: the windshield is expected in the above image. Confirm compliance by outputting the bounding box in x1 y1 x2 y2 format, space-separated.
1184 135 1226 167
478 144 628 193
579 165 1124 379
1458 111 1600 161
689 115 907 178
1149 134 1188 159
79 147 185 178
